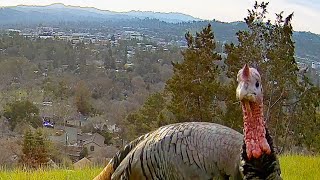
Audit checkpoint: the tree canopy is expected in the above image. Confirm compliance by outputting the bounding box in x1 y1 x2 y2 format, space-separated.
3 100 40 130
165 24 222 122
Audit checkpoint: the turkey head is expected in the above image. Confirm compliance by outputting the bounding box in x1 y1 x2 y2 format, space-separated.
236 64 271 159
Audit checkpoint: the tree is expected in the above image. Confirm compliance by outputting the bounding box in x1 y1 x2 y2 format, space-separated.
20 129 50 168
77 42 90 66
20 130 35 166
43 78 71 100
123 92 167 140
224 1 320 151
95 130 113 145
165 24 222 122
102 131 113 145
75 81 93 116
3 100 40 130
33 130 50 165
104 48 116 70
79 147 88 159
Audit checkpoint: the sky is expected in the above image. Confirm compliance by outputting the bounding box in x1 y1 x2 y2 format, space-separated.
1 0 320 34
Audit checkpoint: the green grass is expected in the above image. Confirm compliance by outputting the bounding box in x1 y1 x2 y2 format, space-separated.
280 155 320 180
0 155 319 179
0 167 102 180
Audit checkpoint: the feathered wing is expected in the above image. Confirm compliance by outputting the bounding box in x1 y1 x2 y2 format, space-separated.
111 122 244 180
240 129 282 180
93 133 151 180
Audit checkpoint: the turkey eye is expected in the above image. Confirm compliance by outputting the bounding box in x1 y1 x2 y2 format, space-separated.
255 81 260 88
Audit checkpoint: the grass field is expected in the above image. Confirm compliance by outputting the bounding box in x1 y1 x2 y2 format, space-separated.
280 155 320 180
0 155 319 180
0 167 102 180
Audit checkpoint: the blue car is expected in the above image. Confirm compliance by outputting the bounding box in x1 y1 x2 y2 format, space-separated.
43 121 54 128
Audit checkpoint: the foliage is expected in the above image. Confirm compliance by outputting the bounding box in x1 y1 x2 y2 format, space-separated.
0 56 37 87
3 100 40 130
74 81 94 116
224 1 320 151
165 24 222 122
79 147 89 159
43 78 72 101
104 48 116 70
92 129 113 145
20 129 50 168
123 92 167 140
101 131 113 145
46 142 73 168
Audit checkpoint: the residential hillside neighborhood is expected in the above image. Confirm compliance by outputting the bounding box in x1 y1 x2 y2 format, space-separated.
6 25 186 50
5 26 320 85
0 115 120 167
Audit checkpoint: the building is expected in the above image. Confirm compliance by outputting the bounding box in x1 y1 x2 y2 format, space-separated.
73 157 92 169
82 133 105 154
65 145 83 162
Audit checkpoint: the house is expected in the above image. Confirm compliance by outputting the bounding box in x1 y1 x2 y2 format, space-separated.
77 133 92 145
65 145 83 162
82 133 105 154
39 35 54 39
88 145 119 165
76 132 120 165
106 124 121 133
73 157 92 169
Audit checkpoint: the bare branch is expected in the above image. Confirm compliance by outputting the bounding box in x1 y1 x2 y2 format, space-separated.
270 90 285 109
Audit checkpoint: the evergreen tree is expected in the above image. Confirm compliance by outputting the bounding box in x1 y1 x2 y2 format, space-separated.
75 81 93 116
165 24 222 122
104 48 116 69
33 130 49 166
21 130 35 166
20 130 50 168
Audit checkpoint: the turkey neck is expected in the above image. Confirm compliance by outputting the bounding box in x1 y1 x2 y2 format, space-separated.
242 100 271 159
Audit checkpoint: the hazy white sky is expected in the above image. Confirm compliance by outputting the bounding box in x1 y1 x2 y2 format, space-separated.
1 0 320 34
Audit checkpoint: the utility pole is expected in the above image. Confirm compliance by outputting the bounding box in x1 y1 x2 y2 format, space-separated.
65 132 68 158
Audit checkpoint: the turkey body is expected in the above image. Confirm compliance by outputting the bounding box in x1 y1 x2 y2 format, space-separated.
111 122 243 180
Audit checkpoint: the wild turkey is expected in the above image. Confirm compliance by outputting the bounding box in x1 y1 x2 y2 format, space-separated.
93 64 282 180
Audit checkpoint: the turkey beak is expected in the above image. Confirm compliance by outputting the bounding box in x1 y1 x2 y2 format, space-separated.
236 81 246 101
236 82 256 102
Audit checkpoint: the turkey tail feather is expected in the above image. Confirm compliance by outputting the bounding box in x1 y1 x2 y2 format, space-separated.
93 134 150 180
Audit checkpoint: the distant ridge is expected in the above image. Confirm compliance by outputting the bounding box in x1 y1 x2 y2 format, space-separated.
1 3 201 23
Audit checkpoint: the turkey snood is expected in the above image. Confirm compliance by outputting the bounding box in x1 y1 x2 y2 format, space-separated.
242 100 271 159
